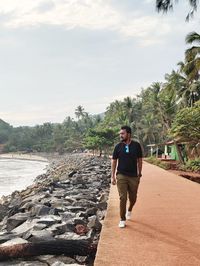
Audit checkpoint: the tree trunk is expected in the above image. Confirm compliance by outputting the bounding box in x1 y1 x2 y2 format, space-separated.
174 141 184 164
157 102 185 164
0 239 96 261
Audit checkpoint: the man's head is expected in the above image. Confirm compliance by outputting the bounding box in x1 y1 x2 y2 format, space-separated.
119 126 132 142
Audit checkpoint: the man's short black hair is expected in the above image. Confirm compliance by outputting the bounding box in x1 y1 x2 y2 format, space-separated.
121 125 132 135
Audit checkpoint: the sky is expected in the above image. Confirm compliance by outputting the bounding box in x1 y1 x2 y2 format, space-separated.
0 0 200 126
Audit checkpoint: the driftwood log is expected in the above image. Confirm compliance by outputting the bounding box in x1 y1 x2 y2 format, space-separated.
0 239 97 261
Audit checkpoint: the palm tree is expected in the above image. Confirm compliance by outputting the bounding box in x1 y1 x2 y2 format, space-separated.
137 113 162 145
156 0 198 20
185 32 200 81
176 59 200 107
105 100 128 127
75 105 86 120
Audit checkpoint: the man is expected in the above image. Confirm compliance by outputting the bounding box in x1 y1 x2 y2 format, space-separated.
111 125 143 228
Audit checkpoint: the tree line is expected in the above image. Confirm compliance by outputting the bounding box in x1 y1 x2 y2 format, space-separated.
0 31 199 157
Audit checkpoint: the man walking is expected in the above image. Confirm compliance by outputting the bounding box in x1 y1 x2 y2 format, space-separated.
111 126 143 228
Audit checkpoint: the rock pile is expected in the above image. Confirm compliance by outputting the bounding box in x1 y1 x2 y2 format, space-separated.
0 154 111 266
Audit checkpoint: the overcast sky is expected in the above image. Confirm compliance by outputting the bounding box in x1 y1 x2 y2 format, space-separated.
0 0 199 126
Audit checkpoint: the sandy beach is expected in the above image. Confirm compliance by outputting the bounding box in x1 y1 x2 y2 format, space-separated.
0 153 48 162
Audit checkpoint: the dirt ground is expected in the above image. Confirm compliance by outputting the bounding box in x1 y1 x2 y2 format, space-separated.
168 169 200 184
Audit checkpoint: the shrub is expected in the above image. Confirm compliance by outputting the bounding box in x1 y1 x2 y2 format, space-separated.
145 156 171 170
179 158 200 172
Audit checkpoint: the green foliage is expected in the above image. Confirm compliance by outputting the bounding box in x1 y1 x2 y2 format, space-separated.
0 106 103 154
145 156 171 170
170 101 200 143
0 119 12 143
84 128 117 155
179 158 200 172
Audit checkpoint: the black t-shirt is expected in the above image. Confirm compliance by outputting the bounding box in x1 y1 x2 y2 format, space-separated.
112 140 143 177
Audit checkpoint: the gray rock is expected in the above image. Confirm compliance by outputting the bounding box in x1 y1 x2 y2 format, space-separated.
21 193 48 205
61 179 70 185
19 202 35 211
37 255 77 265
96 201 107 210
50 199 67 209
99 193 107 202
8 196 22 209
52 189 67 199
7 212 30 231
37 215 62 226
75 255 88 263
72 199 95 208
66 206 86 212
28 229 54 242
11 219 46 236
86 207 98 216
96 209 106 220
87 215 102 230
47 221 74 235
0 262 46 266
0 155 111 266
0 203 8 221
68 170 77 177
59 211 76 221
51 262 70 266
1 237 28 246
55 231 88 240
31 205 51 216
0 232 17 244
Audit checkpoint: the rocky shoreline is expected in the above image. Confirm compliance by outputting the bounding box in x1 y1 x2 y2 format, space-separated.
0 154 111 266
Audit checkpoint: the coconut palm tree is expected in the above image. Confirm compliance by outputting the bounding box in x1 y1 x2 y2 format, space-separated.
176 60 200 107
156 0 198 20
184 32 200 81
75 105 86 120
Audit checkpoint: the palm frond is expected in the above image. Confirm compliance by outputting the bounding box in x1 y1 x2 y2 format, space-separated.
156 0 198 21
185 32 200 45
185 46 200 62
156 0 173 12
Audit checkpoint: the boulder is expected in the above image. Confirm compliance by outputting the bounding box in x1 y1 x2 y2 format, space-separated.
0 233 17 244
27 230 54 242
6 213 30 232
47 222 74 236
30 205 51 216
87 215 102 231
37 255 77 265
11 219 47 237
1 237 28 246
37 215 62 226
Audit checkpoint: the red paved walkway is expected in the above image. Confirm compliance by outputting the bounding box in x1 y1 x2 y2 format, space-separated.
94 162 200 266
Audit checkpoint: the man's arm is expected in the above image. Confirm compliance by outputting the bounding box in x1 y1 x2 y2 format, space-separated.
137 157 142 177
111 159 118 185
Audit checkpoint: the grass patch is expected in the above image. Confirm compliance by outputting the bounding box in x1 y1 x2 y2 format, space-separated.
145 156 171 170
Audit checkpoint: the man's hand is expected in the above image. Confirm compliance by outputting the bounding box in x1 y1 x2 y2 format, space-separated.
111 158 117 185
111 176 117 185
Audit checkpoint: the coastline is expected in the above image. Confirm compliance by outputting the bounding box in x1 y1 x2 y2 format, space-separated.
0 153 49 163
0 154 111 265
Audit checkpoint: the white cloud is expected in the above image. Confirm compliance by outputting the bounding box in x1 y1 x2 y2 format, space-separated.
0 0 173 45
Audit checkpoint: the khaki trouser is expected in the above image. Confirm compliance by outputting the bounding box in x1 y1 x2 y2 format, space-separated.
116 173 140 221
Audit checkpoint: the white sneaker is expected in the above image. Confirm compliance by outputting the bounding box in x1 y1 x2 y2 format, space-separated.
126 211 132 220
118 220 126 228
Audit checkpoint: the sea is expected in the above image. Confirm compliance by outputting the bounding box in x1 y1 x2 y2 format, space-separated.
0 159 48 198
